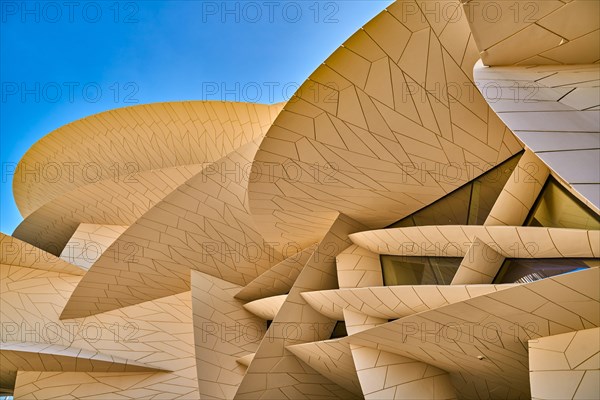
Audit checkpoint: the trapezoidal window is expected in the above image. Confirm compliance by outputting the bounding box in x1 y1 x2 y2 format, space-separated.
526 176 600 230
329 321 347 339
389 152 523 228
380 256 462 286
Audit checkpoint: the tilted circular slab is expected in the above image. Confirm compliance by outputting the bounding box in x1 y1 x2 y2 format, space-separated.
286 339 363 397
12 102 283 254
301 284 515 320
0 341 168 372
473 62 600 211
0 233 85 276
463 0 600 66
341 267 600 398
247 0 522 248
14 101 283 217
58 223 128 270
59 139 285 319
12 165 204 255
1 263 198 398
242 295 287 320
0 342 167 393
349 225 600 258
234 243 318 301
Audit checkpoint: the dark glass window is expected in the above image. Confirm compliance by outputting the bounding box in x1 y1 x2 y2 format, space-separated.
493 259 597 284
526 177 600 230
380 256 462 286
329 321 347 339
389 153 523 228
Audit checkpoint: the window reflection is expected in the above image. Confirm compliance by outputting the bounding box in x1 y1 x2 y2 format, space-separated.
329 321 347 339
526 177 600 230
494 259 598 284
389 153 522 227
381 256 597 286
380 256 461 286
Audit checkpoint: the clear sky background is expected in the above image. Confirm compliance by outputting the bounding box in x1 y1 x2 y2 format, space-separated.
0 0 392 234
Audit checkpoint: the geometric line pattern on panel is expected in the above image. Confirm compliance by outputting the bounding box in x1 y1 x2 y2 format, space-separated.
12 101 283 256
348 225 600 259
529 327 600 399
464 0 599 66
342 267 600 398
247 0 522 249
473 62 600 211
60 139 286 319
1 0 598 399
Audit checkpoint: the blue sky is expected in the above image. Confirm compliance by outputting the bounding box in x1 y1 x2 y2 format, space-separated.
0 0 392 234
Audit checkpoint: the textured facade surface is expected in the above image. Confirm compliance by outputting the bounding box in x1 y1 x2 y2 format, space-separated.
1 1 598 399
